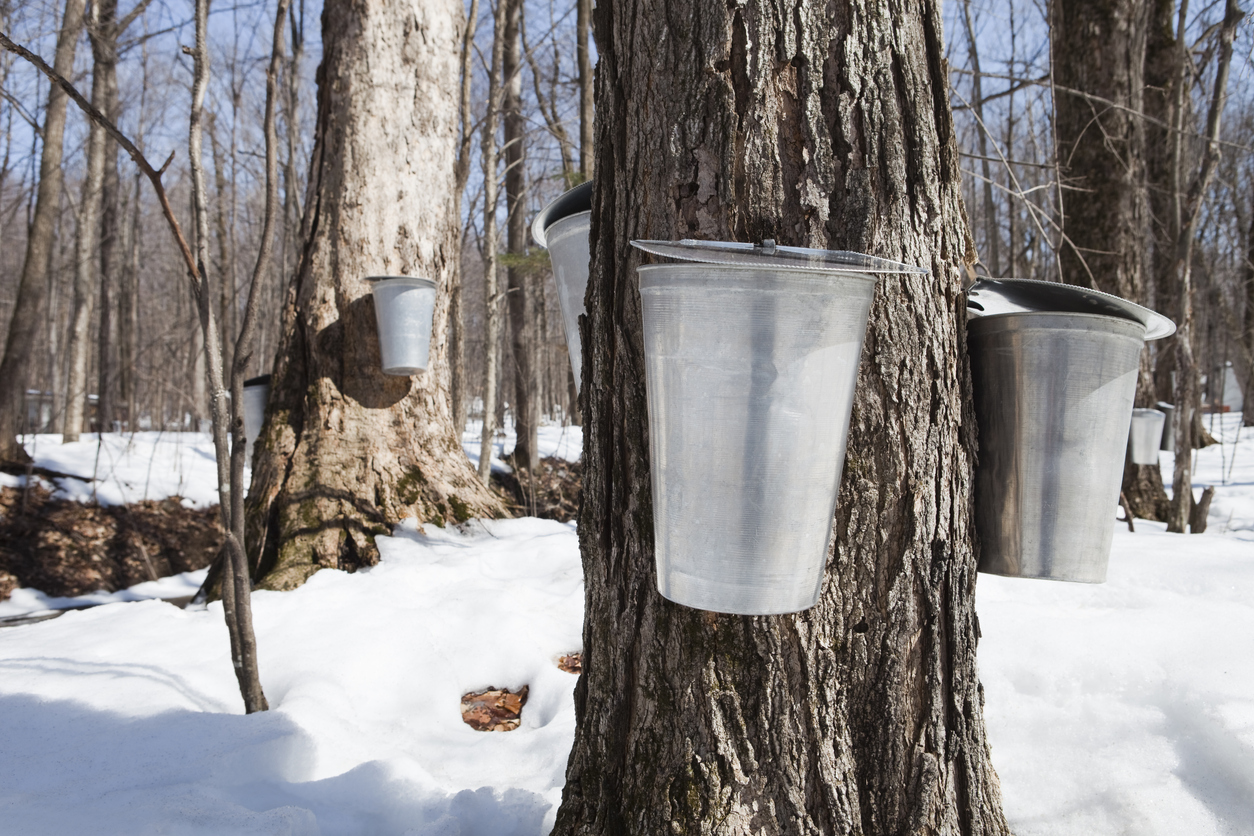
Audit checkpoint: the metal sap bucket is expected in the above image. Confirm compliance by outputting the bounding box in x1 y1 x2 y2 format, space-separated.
1157 401 1175 452
242 374 270 463
966 279 1175 583
367 276 437 375
532 181 593 391
1129 408 1166 465
633 240 925 614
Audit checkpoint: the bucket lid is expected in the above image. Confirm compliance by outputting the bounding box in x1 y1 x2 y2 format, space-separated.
243 374 271 388
630 239 927 275
532 181 593 248
966 278 1175 340
364 275 437 289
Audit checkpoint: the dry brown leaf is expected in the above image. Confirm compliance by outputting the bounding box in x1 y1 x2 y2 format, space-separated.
460 685 529 732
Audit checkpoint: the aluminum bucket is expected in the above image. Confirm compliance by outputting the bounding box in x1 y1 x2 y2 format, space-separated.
1157 401 1175 452
242 375 270 464
533 181 593 391
367 276 437 375
970 314 1145 582
1129 408 1166 465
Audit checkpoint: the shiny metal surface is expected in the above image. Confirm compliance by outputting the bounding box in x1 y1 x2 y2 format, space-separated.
967 278 1176 340
1129 408 1166 465
970 313 1144 583
530 180 592 248
543 213 591 391
367 276 437 375
242 375 270 464
638 263 878 614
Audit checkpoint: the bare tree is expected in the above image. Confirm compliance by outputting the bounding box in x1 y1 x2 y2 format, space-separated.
477 0 509 484
1167 0 1244 532
0 0 85 461
244 0 506 591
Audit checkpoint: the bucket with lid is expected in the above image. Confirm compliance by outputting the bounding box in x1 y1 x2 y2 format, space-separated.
532 181 593 391
632 239 925 615
242 374 271 464
965 279 1175 583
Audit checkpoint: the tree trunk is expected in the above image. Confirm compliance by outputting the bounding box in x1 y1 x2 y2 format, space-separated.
1240 187 1254 427
0 0 86 460
576 0 593 181
960 0 999 276
449 0 479 441
63 20 109 443
503 0 537 473
245 0 506 591
1167 0 1243 533
1051 0 1169 519
95 0 122 435
552 2 1010 833
477 0 508 485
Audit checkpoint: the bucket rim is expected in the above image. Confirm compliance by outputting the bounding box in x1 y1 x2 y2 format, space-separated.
365 275 437 289
632 238 926 275
243 374 271 389
966 309 1150 337
532 180 593 248
966 277 1175 340
636 261 880 284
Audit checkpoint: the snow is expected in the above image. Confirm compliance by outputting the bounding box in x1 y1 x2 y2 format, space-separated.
460 418 583 475
3 431 227 508
0 414 1251 834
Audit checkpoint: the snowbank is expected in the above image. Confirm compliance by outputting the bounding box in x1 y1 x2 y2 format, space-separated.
0 518 582 835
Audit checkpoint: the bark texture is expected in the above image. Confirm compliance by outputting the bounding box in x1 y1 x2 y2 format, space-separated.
245 0 505 591
553 1 1008 834
1051 0 1168 519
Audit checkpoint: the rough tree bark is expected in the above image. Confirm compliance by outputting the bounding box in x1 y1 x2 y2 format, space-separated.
503 0 538 472
552 1 1010 834
94 0 122 434
1051 0 1168 521
0 0 85 460
245 0 506 591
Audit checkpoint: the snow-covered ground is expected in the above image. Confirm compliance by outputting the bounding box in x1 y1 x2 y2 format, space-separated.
0 415 1250 834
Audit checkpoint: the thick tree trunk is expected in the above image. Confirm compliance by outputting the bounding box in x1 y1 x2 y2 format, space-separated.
1051 0 1169 519
552 2 1009 834
245 0 506 591
0 0 85 460
503 0 537 472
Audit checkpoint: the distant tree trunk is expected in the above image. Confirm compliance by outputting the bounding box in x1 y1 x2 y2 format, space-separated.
1242 193 1254 427
576 0 592 182
245 0 506 591
552 1 1010 833
961 0 999 275
477 0 508 484
63 4 109 443
95 0 122 435
1167 0 1243 532
1145 0 1176 406
503 0 536 472
0 0 85 460
1051 0 1168 520
450 0 480 440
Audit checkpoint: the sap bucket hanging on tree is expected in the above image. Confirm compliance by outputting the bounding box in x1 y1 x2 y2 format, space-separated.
1157 401 1175 452
632 239 926 615
242 375 271 464
1129 408 1166 465
965 279 1175 583
532 181 592 391
367 276 438 375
